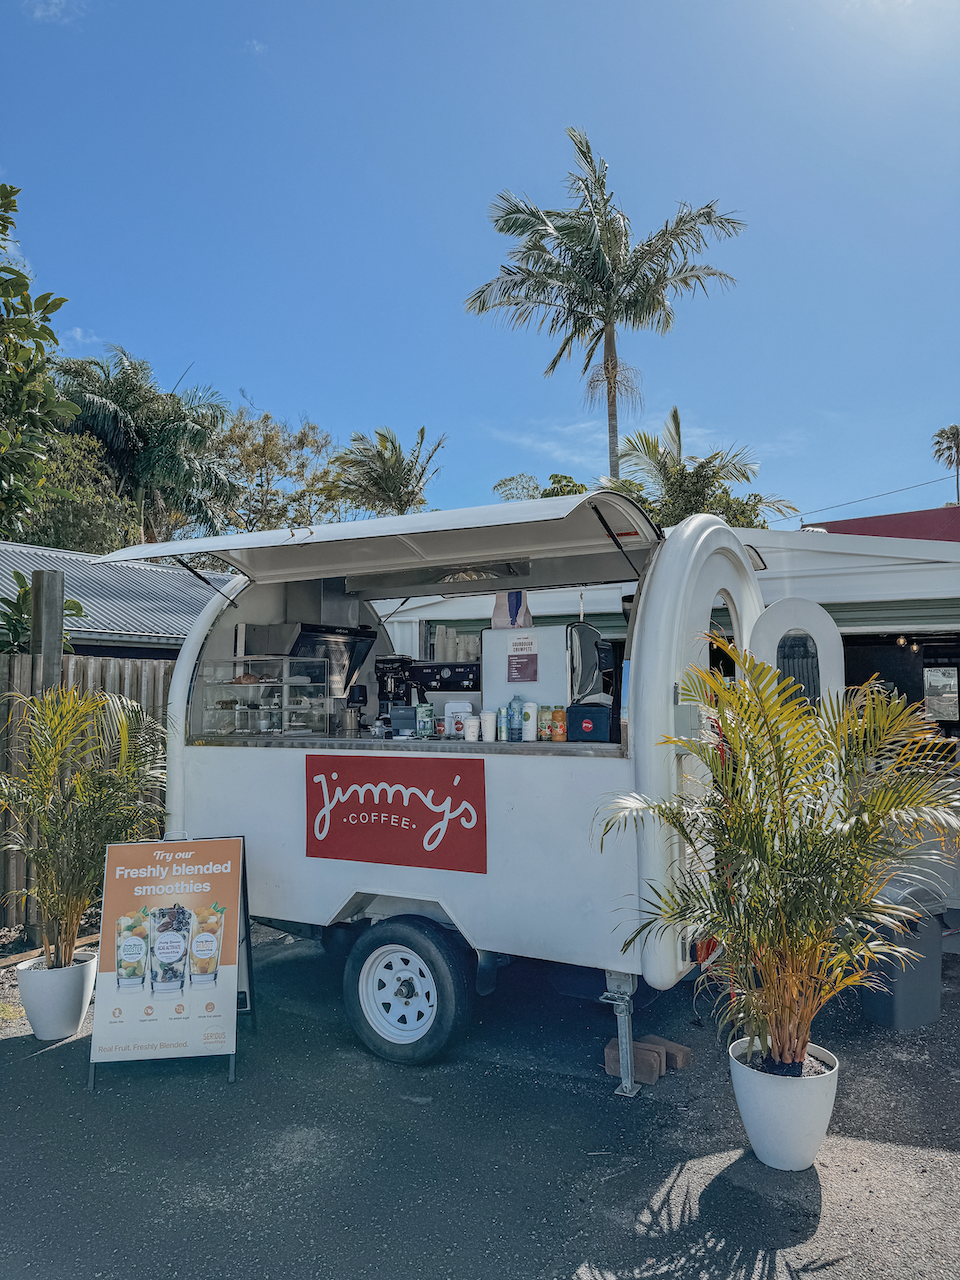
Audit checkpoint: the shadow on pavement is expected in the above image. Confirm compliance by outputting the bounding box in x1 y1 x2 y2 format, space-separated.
570 1152 848 1280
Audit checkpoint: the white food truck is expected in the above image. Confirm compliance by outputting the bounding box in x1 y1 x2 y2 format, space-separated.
99 495 896 1085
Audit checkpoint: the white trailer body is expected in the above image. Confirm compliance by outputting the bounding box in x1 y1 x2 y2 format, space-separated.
102 497 848 1069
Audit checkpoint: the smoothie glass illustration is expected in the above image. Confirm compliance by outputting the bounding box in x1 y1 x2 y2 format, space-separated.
116 909 149 987
189 903 225 984
149 904 192 995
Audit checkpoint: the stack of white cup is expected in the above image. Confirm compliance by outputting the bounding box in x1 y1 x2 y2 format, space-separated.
434 626 457 662
457 635 481 662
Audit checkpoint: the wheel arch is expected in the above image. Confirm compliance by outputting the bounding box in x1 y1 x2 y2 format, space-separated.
324 891 479 945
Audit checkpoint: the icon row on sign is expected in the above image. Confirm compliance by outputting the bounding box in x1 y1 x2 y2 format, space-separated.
109 1001 216 1018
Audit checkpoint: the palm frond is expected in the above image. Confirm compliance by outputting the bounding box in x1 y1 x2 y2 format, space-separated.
696 443 759 487
754 492 799 517
325 427 445 516
618 429 675 493
585 360 641 414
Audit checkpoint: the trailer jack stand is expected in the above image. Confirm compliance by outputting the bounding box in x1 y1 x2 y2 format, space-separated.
600 989 641 1097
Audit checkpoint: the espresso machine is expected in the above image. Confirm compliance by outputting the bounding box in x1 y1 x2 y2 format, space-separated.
375 656 481 735
375 656 417 719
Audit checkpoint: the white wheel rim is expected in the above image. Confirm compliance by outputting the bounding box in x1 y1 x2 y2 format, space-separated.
357 943 438 1044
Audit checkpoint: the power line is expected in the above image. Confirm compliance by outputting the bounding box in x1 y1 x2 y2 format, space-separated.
769 475 952 525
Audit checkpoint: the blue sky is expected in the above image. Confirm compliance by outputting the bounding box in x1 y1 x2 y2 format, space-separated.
3 0 958 525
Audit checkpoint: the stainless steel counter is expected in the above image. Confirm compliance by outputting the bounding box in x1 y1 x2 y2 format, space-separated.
188 734 626 758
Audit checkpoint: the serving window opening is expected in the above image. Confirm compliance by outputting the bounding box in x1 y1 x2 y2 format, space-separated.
187 579 633 754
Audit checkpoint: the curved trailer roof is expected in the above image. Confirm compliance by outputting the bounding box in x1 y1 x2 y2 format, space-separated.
100 492 661 598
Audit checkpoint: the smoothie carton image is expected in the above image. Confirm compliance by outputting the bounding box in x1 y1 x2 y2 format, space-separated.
189 903 225 984
116 909 149 987
149 904 192 995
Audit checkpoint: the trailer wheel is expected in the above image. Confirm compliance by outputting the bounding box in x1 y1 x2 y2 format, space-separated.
343 916 472 1064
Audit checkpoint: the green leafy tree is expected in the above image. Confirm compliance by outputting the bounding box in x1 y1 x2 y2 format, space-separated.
493 472 590 500
19 432 140 554
466 128 744 478
540 473 588 497
932 423 960 505
54 347 236 542
326 427 445 517
493 473 542 501
214 407 335 532
0 569 83 653
611 406 795 528
0 184 77 539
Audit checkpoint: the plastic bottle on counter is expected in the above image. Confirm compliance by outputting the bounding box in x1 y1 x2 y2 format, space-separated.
537 706 553 741
551 706 567 742
497 706 508 742
508 694 524 742
522 701 538 742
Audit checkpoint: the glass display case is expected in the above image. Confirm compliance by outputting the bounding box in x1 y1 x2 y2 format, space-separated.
194 656 330 738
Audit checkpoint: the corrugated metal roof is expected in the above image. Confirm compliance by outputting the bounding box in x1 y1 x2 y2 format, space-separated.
0 542 235 643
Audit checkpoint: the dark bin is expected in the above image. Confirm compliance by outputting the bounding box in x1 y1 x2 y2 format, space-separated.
567 704 612 742
860 915 943 1030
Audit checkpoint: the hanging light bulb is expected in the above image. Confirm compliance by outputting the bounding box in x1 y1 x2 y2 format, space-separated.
896 635 907 647
910 641 921 654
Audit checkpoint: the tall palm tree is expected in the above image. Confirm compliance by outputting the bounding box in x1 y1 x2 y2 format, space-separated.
325 427 445 517
466 128 745 478
932 423 960 504
54 346 236 542
612 406 796 527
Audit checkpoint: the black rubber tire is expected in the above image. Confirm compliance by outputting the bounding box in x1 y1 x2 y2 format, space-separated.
343 915 473 1064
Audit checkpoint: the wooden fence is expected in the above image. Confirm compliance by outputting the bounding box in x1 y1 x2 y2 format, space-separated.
0 653 176 930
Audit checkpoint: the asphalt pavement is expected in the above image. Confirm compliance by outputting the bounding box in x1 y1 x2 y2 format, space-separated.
1 928 958 1280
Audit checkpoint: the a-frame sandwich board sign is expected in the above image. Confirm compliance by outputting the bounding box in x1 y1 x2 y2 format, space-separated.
88 836 252 1089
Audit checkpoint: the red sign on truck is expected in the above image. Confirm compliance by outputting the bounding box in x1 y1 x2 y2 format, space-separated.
305 755 487 874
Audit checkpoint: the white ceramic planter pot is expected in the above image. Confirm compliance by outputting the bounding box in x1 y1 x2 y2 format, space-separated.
16 948 98 1041
729 1036 839 1171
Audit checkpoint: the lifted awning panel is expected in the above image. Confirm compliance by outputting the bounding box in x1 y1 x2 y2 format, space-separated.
98 493 661 593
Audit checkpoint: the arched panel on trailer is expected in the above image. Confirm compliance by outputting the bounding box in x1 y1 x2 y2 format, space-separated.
747 597 845 706
630 515 766 990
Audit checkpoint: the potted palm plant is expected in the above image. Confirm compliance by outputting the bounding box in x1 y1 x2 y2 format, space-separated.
598 635 960 1170
3 686 164 1040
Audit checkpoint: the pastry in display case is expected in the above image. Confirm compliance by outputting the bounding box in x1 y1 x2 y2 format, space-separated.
194 656 331 737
